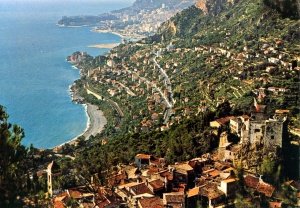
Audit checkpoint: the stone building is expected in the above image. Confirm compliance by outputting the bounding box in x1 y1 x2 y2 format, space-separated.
219 99 288 172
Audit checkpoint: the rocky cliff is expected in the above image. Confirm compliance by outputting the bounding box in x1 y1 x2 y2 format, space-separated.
195 0 238 15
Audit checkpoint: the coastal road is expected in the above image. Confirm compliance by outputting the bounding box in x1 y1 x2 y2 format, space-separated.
85 83 124 127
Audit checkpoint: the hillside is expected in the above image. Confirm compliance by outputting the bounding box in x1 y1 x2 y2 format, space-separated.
70 0 300 167
3 0 299 206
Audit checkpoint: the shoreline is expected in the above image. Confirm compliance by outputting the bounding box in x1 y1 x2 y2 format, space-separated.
52 82 107 151
88 43 120 49
91 27 146 41
52 103 107 150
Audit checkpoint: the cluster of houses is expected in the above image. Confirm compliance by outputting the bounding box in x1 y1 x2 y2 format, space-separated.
49 148 299 208
47 99 297 208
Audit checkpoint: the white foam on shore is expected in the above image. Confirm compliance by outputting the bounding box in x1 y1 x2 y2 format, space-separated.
53 103 90 149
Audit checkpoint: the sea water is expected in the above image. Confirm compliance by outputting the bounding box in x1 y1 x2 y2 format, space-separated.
0 1 132 148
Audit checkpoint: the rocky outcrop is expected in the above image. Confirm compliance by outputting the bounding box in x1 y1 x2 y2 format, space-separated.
195 0 239 15
67 52 87 64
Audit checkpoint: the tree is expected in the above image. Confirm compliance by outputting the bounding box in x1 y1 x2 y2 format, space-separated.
0 105 29 204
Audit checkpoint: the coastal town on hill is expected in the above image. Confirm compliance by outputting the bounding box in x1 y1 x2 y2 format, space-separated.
1 0 300 207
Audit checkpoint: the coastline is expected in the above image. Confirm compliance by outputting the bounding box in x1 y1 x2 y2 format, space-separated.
52 83 107 151
88 43 120 49
91 27 146 41
52 103 107 151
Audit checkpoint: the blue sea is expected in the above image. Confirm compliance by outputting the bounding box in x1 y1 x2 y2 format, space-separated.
0 0 133 148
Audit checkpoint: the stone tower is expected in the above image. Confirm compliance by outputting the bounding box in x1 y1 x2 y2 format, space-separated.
47 161 54 197
218 131 229 160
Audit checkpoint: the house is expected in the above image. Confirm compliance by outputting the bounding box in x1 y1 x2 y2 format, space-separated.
147 179 165 196
135 154 151 167
138 197 164 208
244 175 275 197
187 187 200 208
210 116 235 128
129 183 154 196
199 186 225 208
107 172 127 187
163 192 186 208
218 178 239 197
169 163 194 187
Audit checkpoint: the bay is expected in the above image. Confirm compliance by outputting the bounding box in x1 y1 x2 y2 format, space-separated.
0 1 132 148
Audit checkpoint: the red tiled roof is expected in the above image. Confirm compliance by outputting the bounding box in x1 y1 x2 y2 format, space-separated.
108 173 127 186
244 175 259 189
187 187 199 198
256 182 275 197
216 116 235 125
149 179 164 191
163 192 185 207
136 154 151 159
53 201 64 208
172 184 186 192
208 170 220 178
139 197 164 208
269 201 282 208
130 183 154 195
95 193 110 208
68 190 82 199
160 170 173 181
275 109 290 114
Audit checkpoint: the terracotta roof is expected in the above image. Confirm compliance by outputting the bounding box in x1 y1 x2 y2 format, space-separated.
54 196 67 202
139 197 164 208
163 192 185 207
216 116 235 125
53 201 64 208
108 173 127 186
187 187 199 198
136 154 151 159
244 175 259 189
222 178 238 183
95 193 110 208
68 190 82 199
172 183 186 193
130 183 154 196
269 201 282 208
256 182 275 197
275 109 290 114
199 187 225 200
149 179 164 191
172 163 193 175
118 182 138 189
208 169 220 178
160 170 173 181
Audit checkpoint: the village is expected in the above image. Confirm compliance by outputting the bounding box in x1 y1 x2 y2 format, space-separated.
47 101 298 208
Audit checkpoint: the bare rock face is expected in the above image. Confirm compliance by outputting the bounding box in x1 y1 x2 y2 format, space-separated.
195 0 239 15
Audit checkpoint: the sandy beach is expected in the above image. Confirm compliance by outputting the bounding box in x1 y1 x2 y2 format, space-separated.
52 103 107 151
82 104 107 139
88 43 120 49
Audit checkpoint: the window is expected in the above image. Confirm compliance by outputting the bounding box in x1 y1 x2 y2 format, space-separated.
271 136 274 140
255 129 260 132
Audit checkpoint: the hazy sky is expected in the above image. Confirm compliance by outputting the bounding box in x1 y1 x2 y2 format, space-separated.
2 0 135 2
